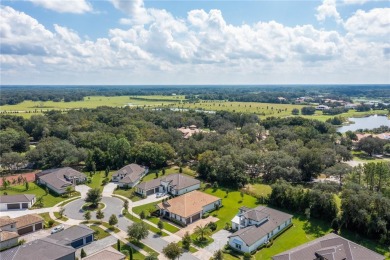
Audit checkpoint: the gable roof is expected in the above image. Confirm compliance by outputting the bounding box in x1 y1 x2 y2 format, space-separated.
46 225 94 245
0 194 35 204
113 164 148 184
229 206 292 246
0 230 19 242
272 233 384 260
0 238 75 260
84 247 125 260
14 214 43 229
0 217 17 227
160 174 200 190
157 190 220 218
136 178 161 190
38 167 86 190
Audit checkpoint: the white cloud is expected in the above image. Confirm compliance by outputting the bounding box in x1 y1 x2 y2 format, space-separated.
343 0 370 4
28 0 92 14
1 5 389 84
316 0 342 23
111 0 150 24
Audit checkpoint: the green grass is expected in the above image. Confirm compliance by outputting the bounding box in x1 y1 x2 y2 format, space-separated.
57 196 81 207
53 212 68 221
87 170 115 192
113 241 147 260
101 222 121 233
113 188 143 202
82 202 104 211
89 225 110 240
4 182 79 207
177 241 198 253
243 183 272 198
132 201 180 233
129 239 159 256
191 235 214 248
124 211 169 236
39 213 60 228
351 151 390 163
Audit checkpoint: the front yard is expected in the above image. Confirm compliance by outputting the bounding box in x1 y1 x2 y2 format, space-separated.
112 240 146 260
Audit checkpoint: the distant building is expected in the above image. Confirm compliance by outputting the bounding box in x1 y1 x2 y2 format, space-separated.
345 103 358 109
36 167 87 195
272 233 384 260
316 105 330 110
228 206 292 253
111 163 148 188
177 125 203 139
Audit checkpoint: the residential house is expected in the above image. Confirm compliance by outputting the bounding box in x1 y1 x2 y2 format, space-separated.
0 238 76 260
36 167 87 195
177 125 203 139
46 225 94 249
157 190 221 225
84 246 126 260
135 173 200 196
0 217 19 251
272 233 384 260
228 206 292 253
14 214 44 235
315 105 330 110
112 163 148 188
0 194 36 211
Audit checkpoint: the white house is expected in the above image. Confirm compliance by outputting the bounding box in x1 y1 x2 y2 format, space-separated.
0 194 36 211
315 105 330 110
135 173 200 196
228 206 292 253
112 163 148 188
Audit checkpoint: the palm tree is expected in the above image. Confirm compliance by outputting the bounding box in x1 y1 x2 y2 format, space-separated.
194 224 211 241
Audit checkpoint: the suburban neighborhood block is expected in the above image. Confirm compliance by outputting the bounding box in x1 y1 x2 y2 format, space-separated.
228 206 292 253
135 173 200 196
272 233 385 260
111 163 148 188
157 190 221 225
36 167 87 195
0 194 36 211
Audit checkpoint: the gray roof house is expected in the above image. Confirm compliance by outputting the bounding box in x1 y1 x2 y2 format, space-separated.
272 233 384 260
0 238 76 260
46 225 94 248
84 246 126 260
0 194 36 211
136 173 201 196
228 206 293 253
112 163 148 188
36 167 87 195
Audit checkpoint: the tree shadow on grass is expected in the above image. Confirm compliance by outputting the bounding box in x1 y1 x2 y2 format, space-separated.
302 218 330 238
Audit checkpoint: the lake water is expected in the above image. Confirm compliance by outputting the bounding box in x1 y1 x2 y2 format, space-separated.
337 115 390 133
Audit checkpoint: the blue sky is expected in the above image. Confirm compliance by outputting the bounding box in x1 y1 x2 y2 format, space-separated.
1 0 389 84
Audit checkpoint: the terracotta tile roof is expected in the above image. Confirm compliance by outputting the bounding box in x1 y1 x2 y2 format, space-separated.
84 247 125 260
0 230 19 242
157 190 220 218
0 194 35 204
14 214 43 229
0 217 16 227
272 233 384 260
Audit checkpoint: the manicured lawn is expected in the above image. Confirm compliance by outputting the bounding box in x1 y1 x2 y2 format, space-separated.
132 201 180 233
129 239 159 256
4 182 80 207
57 196 81 207
177 241 198 253
53 212 68 221
124 210 169 236
89 225 110 240
351 151 390 163
101 222 121 233
113 188 143 202
243 183 272 198
82 202 104 211
87 170 115 192
39 213 60 228
113 240 147 260
191 235 214 248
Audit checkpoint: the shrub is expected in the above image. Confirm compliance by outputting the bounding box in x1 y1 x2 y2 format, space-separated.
202 212 209 219
47 220 54 227
243 252 252 260
207 221 217 231
18 239 26 245
121 250 129 256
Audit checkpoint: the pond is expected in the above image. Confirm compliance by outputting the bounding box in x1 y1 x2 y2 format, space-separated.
337 115 390 133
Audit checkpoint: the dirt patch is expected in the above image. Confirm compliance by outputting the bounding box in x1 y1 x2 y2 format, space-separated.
175 216 219 237
0 171 38 185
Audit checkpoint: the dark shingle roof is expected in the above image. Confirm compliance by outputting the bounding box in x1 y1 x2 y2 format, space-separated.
0 239 75 260
0 194 35 204
272 233 385 260
113 164 147 184
46 225 94 245
229 206 292 246
38 167 86 190
161 174 200 190
136 178 161 190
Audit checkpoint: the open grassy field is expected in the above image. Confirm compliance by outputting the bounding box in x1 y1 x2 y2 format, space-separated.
3 182 80 207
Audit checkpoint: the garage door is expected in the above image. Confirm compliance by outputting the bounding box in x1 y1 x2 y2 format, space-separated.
18 225 33 235
154 187 159 193
35 223 43 231
85 235 93 244
7 203 20 210
191 213 201 222
22 203 28 208
71 238 84 248
146 189 155 195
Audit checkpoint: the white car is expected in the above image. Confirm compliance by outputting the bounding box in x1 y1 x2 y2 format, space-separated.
51 225 64 234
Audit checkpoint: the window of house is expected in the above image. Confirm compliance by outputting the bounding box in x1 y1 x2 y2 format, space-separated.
11 224 14 228
235 244 241 250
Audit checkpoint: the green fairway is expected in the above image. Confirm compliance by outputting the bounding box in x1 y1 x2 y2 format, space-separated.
3 182 80 207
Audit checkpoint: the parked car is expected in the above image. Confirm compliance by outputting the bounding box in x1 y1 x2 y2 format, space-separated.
51 225 64 234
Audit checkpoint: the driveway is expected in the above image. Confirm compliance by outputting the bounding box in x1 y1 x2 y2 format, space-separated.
132 193 168 207
75 185 91 198
76 235 117 258
103 183 117 197
175 216 219 237
204 230 230 253
64 197 123 222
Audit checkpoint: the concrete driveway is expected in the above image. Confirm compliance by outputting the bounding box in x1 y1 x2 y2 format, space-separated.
64 197 123 222
103 183 117 197
175 216 219 237
75 185 91 198
204 230 230 253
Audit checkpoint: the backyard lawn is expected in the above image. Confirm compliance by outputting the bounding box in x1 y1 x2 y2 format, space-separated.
3 182 80 207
